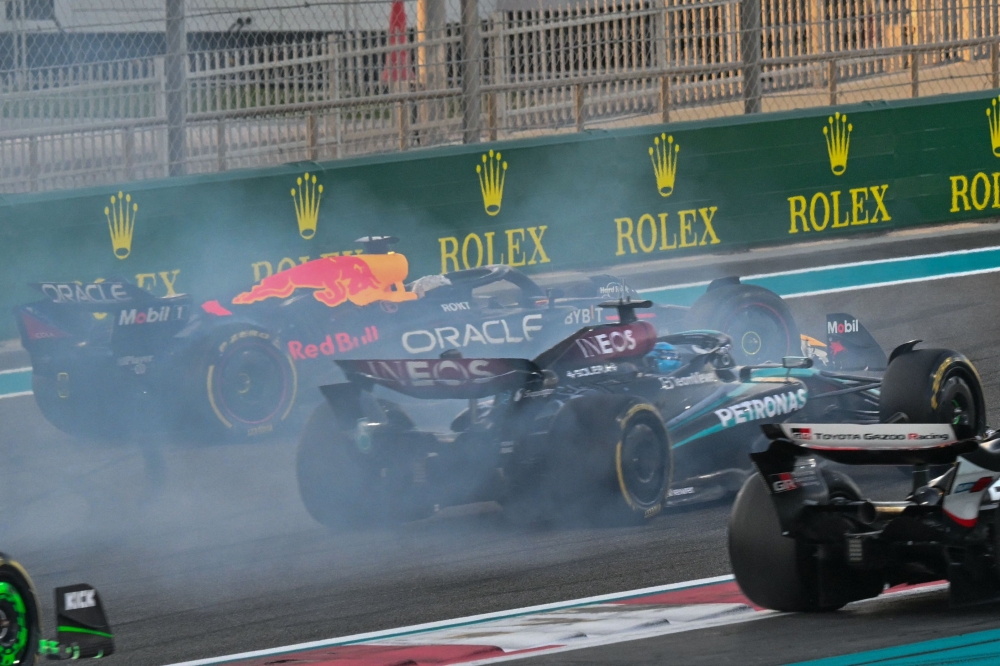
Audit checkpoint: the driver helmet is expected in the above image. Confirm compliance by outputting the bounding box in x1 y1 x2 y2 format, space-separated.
645 342 682 374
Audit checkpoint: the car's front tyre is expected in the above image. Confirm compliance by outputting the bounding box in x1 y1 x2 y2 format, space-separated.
0 559 40 666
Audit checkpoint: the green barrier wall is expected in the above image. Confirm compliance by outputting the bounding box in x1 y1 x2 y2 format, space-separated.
2 89 999 338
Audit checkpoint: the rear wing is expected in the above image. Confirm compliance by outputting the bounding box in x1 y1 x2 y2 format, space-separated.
29 280 177 311
19 280 191 350
759 423 975 466
335 358 542 399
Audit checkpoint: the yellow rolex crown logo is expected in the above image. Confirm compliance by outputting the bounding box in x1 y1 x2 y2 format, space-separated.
648 133 680 197
105 192 137 260
987 96 1000 158
476 150 507 216
823 112 852 176
291 172 323 239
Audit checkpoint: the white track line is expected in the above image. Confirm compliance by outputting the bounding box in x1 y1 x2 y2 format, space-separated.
779 266 1000 299
0 391 32 400
163 575 736 666
163 577 948 666
636 244 1000 294
0 367 30 375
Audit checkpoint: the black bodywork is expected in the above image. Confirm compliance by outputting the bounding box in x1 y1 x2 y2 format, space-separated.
298 303 902 526
737 422 1000 609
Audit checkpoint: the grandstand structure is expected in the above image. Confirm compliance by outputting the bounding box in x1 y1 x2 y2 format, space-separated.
1 0 997 192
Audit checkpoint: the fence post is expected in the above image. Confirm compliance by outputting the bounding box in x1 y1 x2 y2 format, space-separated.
165 0 187 176
398 100 409 150
307 111 318 160
490 13 508 142
660 76 670 123
216 118 227 171
828 59 837 105
574 84 585 132
487 93 498 141
333 36 343 160
417 0 447 143
992 42 999 90
655 5 669 123
124 125 135 180
910 52 919 98
29 135 39 193
740 0 762 114
460 0 482 143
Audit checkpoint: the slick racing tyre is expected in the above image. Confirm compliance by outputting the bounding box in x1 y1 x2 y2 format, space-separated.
684 282 799 365
729 470 881 612
297 400 429 530
508 396 671 526
879 348 986 439
186 326 297 441
0 559 40 666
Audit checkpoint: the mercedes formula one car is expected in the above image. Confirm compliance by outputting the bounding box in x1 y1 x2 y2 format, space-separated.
0 555 114 664
295 300 975 529
729 347 995 611
16 237 800 440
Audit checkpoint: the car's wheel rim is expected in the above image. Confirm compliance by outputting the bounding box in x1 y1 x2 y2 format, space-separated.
0 582 29 666
620 423 666 507
938 376 975 432
215 342 289 425
721 302 791 364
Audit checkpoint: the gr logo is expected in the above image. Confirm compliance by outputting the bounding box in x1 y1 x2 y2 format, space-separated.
64 589 96 611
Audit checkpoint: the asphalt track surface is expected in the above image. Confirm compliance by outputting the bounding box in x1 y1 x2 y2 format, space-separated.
5 221 1000 666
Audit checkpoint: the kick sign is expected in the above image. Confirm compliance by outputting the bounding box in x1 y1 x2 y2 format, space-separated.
64 589 96 611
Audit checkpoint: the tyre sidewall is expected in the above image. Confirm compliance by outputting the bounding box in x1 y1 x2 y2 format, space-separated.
185 325 297 440
538 396 671 525
879 348 985 438
296 400 428 530
0 559 40 666
685 284 799 364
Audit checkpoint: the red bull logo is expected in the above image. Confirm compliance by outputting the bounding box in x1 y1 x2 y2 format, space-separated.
232 254 418 308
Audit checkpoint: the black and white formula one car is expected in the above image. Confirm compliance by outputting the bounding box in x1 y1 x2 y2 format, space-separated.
16 236 799 441
728 346 999 611
295 300 983 529
0 554 114 664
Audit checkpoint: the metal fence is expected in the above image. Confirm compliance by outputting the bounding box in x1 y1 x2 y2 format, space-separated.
1 0 998 193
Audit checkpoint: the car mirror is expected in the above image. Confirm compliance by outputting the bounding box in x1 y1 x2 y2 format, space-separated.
782 356 813 369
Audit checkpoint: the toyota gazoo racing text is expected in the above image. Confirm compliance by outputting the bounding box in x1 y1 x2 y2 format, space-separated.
728 340 994 612
294 300 946 529
15 237 800 441
0 554 115 665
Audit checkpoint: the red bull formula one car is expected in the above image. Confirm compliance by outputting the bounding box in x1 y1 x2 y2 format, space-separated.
0 554 114 664
294 301 984 529
16 237 800 440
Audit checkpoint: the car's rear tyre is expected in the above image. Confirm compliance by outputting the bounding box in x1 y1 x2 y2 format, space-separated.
507 397 671 526
729 470 877 612
0 560 40 666
879 348 985 439
685 282 799 365
297 401 429 530
186 326 297 441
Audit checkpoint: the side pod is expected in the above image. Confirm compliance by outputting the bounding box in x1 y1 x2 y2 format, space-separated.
40 585 114 660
